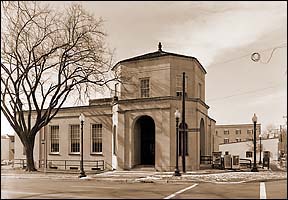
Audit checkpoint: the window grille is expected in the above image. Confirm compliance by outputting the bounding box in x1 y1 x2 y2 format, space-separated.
140 78 150 98
92 124 102 153
50 125 59 153
70 125 80 153
224 138 229 144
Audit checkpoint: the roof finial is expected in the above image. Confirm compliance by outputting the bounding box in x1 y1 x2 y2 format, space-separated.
158 42 162 51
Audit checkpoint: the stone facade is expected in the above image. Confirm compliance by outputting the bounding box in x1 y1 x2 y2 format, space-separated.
14 44 216 171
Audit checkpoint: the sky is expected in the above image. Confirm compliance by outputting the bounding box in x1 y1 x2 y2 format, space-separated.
1 1 287 135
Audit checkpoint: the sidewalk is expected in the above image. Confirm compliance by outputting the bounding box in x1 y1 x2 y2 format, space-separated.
1 165 286 184
91 168 287 184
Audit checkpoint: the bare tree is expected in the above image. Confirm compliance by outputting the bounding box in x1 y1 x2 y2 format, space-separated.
263 124 279 139
1 1 118 171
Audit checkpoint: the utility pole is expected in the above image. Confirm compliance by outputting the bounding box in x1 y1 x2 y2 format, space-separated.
180 72 188 173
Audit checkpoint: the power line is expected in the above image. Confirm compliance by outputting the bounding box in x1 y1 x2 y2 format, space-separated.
208 43 287 68
259 45 287 64
207 82 285 102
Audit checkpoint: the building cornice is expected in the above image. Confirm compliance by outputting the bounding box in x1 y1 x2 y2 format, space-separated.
216 123 261 128
112 51 207 74
115 96 210 108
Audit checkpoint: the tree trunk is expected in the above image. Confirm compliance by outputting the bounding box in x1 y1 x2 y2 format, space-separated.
25 139 37 172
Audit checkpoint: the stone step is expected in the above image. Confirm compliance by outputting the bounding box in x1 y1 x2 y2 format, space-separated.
132 165 156 171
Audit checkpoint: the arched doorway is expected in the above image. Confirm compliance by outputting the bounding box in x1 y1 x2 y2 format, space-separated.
200 118 205 157
134 115 155 165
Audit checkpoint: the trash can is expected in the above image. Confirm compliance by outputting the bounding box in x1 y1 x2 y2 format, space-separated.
224 154 232 169
212 152 222 169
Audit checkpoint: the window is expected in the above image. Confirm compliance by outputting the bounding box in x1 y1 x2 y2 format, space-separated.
70 125 80 153
236 138 241 142
246 151 252 158
91 124 102 153
215 130 218 136
140 78 150 98
224 130 229 135
50 125 59 153
176 74 187 96
224 138 229 144
236 129 241 135
247 129 253 134
113 125 117 155
198 83 202 99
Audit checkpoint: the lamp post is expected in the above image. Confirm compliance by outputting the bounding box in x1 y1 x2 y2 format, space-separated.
259 134 262 165
79 113 86 178
174 109 181 176
251 113 259 172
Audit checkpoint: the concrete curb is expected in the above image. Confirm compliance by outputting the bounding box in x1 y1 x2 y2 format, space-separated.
2 168 286 184
2 174 286 184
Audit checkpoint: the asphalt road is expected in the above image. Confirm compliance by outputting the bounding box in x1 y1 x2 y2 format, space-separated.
1 176 287 199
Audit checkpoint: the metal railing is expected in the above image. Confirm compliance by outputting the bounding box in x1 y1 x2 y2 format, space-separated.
38 159 105 171
13 159 105 171
200 155 212 164
13 159 27 169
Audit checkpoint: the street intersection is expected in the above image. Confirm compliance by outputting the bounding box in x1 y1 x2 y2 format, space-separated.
1 167 287 199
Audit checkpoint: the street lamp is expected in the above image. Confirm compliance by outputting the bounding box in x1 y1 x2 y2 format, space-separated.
174 109 181 176
251 113 259 172
259 134 262 165
79 113 87 178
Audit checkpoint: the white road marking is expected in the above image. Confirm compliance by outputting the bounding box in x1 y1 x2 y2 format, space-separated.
1 190 42 195
1 190 42 199
260 182 266 199
163 183 198 199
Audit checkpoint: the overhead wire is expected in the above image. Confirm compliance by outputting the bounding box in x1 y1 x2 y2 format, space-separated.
207 43 287 68
207 82 286 102
206 43 287 102
260 45 287 64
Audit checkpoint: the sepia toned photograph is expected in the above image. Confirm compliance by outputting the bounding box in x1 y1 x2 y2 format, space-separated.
1 1 287 199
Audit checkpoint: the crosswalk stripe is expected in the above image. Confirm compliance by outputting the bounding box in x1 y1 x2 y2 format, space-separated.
164 183 198 199
260 182 266 199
